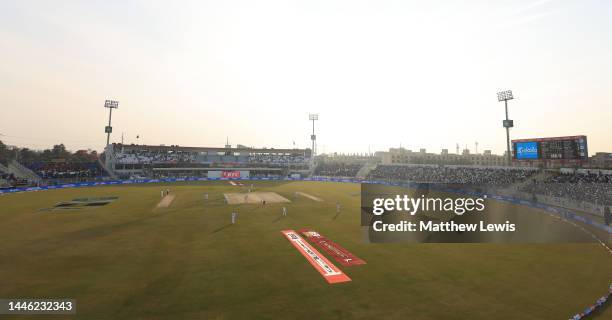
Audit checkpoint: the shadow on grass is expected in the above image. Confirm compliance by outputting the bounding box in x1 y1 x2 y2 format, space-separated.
211 223 233 234
332 211 341 220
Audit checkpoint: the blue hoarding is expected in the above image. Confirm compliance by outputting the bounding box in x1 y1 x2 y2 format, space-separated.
516 142 539 160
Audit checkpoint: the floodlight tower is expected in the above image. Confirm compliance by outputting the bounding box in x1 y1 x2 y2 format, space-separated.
104 100 119 146
497 90 514 166
309 113 318 158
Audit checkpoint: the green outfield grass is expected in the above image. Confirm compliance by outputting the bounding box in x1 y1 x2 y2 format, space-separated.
0 181 610 319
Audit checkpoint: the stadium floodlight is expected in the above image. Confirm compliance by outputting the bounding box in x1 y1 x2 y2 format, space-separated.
309 113 319 159
104 100 119 109
104 100 119 146
497 90 514 102
497 91 514 166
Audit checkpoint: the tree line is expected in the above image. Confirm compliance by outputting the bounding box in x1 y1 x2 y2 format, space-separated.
0 140 98 166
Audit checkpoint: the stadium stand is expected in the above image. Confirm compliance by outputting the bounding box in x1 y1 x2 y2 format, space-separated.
25 161 106 180
313 162 363 178
520 172 612 205
0 162 8 174
7 160 40 184
361 165 611 217
0 172 29 188
105 143 312 179
367 165 537 185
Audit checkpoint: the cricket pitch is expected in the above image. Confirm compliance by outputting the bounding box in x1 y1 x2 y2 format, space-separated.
296 191 323 202
224 192 290 205
156 194 176 208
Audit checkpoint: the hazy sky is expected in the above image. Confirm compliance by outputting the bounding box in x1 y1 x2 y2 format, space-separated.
1 0 611 155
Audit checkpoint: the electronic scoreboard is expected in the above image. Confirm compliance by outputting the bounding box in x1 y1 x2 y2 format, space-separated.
512 136 588 161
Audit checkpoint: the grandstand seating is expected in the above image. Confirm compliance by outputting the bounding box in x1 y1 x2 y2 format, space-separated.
363 165 612 208
115 151 196 165
520 172 612 205
25 161 106 180
314 162 363 177
107 144 311 176
0 162 8 174
367 165 536 184
0 172 29 187
8 160 41 183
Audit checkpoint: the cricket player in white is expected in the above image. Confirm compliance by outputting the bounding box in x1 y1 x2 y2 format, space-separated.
336 202 341 213
282 207 287 216
231 212 237 224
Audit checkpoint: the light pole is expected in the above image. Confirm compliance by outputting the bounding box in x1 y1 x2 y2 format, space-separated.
497 90 514 166
104 100 119 146
309 113 318 158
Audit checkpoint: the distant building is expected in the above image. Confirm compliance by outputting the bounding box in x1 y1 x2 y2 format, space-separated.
317 153 380 164
588 152 612 169
379 148 506 167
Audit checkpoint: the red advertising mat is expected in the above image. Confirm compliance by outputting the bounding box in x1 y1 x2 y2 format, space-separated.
281 230 351 284
299 229 366 267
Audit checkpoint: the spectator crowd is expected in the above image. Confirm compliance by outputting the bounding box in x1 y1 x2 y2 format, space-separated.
248 154 307 166
0 172 29 188
116 151 197 165
367 165 536 185
364 165 611 207
114 149 308 167
26 162 105 180
521 172 612 205
314 162 363 177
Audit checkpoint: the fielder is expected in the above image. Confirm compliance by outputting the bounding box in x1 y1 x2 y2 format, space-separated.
282 206 287 216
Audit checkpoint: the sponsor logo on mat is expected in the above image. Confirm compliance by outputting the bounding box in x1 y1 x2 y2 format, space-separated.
223 171 241 178
281 230 351 284
299 229 366 266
